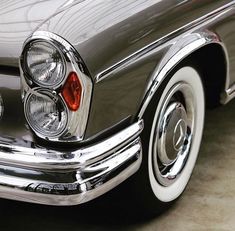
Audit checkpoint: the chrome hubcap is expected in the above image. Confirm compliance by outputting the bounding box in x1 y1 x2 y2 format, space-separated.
158 102 188 166
153 83 195 187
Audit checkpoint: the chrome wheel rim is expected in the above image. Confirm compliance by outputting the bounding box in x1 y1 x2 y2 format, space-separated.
153 82 195 187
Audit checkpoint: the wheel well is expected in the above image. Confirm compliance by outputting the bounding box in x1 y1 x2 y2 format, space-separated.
183 44 227 108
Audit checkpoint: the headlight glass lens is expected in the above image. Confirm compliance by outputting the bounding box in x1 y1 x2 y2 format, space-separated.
25 41 65 87
25 90 68 137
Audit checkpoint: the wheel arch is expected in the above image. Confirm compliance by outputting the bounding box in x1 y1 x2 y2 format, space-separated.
138 30 228 118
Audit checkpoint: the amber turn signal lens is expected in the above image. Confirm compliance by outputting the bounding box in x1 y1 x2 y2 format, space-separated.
61 72 82 111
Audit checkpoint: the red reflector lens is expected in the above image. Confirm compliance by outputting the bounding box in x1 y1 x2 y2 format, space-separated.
61 72 82 111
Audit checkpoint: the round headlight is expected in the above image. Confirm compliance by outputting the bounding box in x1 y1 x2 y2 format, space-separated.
25 90 68 137
25 41 65 87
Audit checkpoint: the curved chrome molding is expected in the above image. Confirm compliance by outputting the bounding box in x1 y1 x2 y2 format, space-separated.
0 120 143 171
138 30 228 118
95 2 234 83
221 84 235 104
0 120 143 205
20 31 93 142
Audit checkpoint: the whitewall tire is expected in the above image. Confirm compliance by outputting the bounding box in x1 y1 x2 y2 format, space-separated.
135 65 205 214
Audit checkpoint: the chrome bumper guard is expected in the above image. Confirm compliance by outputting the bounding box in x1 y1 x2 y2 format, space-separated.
0 120 143 205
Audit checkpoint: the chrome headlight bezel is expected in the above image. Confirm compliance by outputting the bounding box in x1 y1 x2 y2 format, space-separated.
22 40 66 88
20 31 93 142
24 88 69 138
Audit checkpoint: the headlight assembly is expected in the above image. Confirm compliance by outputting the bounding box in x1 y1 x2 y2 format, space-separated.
20 31 92 142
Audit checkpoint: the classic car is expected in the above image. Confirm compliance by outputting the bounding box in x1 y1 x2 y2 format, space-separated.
0 0 234 215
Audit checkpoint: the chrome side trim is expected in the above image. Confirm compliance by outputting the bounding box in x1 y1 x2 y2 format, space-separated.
95 2 234 108
20 31 93 142
0 120 143 205
95 1 234 83
221 84 235 104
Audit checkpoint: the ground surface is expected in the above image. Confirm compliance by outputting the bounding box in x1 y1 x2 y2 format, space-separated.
0 101 235 231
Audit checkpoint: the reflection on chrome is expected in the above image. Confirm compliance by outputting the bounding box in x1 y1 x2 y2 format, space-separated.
0 120 143 205
0 94 3 120
153 83 195 187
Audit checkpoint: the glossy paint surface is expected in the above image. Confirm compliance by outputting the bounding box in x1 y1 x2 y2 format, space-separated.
0 0 77 141
0 0 75 66
0 0 234 142
37 0 234 139
0 69 28 139
38 0 230 77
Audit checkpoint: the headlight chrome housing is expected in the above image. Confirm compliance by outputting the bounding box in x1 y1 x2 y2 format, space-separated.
25 89 68 137
25 41 66 87
20 31 92 142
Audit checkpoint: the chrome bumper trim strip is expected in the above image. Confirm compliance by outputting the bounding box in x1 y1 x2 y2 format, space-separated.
0 120 143 205
0 120 143 171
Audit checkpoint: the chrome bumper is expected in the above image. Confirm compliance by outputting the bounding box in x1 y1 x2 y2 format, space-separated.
0 120 143 205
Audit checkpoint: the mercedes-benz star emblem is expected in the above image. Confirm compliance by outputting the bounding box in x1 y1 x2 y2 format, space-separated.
173 119 187 151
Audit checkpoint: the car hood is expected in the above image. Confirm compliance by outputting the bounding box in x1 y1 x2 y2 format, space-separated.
0 0 82 67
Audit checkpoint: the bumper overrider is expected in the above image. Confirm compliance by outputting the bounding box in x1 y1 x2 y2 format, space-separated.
0 120 143 205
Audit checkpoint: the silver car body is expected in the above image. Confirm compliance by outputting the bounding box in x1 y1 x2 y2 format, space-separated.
0 0 234 205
